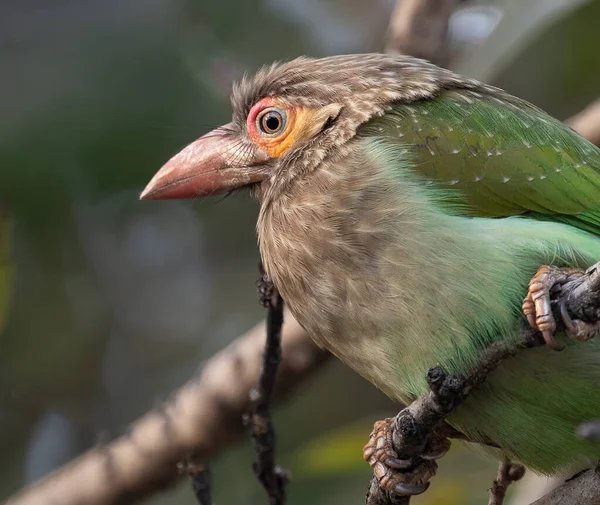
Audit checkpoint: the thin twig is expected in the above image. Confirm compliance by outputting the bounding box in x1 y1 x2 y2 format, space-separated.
179 462 212 505
488 458 525 505
561 263 600 322
244 270 289 505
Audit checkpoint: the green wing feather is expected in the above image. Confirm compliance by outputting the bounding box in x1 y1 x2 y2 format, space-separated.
360 89 600 235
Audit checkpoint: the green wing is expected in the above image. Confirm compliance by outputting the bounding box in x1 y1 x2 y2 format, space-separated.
361 89 600 235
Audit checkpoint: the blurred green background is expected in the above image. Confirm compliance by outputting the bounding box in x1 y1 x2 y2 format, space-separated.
1 0 600 504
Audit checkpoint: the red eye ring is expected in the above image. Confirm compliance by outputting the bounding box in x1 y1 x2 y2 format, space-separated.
247 98 287 140
246 98 298 157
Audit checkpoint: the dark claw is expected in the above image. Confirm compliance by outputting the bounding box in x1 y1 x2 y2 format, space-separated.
421 452 443 460
421 437 451 460
560 301 600 342
542 329 565 351
421 448 448 460
394 481 430 496
384 457 415 470
560 301 576 334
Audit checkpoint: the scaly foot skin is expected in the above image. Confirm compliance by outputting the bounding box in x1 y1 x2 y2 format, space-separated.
363 418 450 496
522 265 600 350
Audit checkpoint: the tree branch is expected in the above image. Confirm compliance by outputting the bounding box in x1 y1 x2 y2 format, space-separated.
384 0 463 67
243 280 289 505
530 469 600 505
489 458 525 505
5 312 329 505
568 98 600 148
181 462 212 505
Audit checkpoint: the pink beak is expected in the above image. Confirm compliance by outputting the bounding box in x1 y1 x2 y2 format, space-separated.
140 124 270 200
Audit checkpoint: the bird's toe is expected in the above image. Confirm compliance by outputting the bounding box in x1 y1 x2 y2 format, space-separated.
523 265 586 350
363 417 440 497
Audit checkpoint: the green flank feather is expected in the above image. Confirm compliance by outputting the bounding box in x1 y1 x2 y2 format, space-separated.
355 90 600 473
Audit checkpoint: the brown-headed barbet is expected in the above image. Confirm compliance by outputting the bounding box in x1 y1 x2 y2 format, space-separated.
141 54 600 489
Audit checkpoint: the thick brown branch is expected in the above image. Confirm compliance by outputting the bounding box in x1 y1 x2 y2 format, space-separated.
5 312 329 505
568 97 600 148
384 0 463 67
530 469 600 505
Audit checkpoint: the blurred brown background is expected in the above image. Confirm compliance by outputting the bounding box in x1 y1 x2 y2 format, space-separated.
1 1 600 504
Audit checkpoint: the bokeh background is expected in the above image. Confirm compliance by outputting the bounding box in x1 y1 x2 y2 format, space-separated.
2 0 600 504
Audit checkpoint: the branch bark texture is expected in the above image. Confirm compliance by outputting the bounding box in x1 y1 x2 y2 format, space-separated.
5 312 329 505
531 469 600 505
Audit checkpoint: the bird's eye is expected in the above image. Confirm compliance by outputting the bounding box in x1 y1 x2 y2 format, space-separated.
256 107 287 136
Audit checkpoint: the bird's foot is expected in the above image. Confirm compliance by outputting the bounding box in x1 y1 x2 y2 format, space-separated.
522 265 599 350
363 417 449 496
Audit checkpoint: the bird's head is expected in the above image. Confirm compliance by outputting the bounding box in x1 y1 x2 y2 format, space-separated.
140 54 462 202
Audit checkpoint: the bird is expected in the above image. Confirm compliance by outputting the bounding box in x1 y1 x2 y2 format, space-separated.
141 53 600 492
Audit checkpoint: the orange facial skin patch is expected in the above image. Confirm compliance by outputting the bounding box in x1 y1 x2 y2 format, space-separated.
247 97 325 159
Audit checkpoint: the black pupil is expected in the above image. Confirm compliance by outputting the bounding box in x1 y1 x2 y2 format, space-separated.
263 112 281 133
